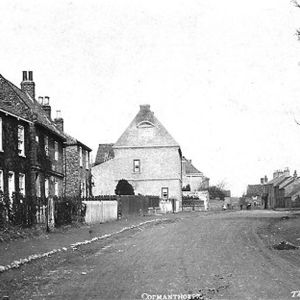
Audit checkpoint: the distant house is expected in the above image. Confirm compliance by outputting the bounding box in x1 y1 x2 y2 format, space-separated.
264 168 294 209
53 113 92 198
246 184 264 206
92 105 182 211
181 156 209 193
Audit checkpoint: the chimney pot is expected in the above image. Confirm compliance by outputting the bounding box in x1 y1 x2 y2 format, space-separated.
21 70 35 99
28 71 33 81
44 96 50 105
22 71 27 81
38 96 43 104
54 110 64 132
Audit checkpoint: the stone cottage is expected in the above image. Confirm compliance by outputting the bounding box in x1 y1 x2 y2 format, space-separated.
92 105 182 211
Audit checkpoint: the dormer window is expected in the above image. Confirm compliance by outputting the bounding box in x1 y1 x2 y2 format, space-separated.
18 125 25 156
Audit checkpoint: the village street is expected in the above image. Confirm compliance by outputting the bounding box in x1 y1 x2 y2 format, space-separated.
1 210 300 300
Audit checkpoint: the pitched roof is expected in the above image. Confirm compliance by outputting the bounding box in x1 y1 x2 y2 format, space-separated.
278 176 296 189
182 156 202 175
246 184 264 196
114 105 180 148
94 143 115 166
63 132 92 151
0 74 65 140
266 175 290 186
285 183 300 198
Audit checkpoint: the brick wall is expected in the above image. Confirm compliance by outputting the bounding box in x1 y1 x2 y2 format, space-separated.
64 145 91 197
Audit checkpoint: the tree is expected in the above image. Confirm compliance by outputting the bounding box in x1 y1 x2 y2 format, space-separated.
115 179 135 195
206 185 226 200
182 184 191 191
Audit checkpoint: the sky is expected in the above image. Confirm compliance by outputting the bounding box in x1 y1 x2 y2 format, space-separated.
1 0 300 196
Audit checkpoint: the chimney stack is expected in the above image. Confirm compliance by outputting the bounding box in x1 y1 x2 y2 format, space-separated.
140 104 151 112
54 110 64 132
283 167 290 177
42 96 51 120
264 175 268 183
294 170 297 178
21 71 35 100
260 178 264 184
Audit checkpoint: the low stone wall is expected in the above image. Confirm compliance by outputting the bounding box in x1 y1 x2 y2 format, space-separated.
83 200 118 224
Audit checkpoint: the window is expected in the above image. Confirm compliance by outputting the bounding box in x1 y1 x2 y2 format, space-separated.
81 181 86 197
45 177 49 197
54 141 58 161
0 117 3 151
18 125 25 156
54 179 59 196
8 171 15 200
133 159 140 173
0 170 3 193
44 136 49 156
161 187 169 200
79 146 83 167
36 135 39 143
85 151 89 170
19 173 25 196
35 174 41 197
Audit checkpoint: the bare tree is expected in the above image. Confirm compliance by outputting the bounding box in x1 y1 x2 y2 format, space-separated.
292 0 300 39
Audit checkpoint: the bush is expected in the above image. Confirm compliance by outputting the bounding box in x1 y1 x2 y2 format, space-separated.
115 179 135 195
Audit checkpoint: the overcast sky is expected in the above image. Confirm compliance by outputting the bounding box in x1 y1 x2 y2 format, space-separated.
1 0 300 196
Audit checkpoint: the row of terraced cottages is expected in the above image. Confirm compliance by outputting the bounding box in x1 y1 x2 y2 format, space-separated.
0 71 92 202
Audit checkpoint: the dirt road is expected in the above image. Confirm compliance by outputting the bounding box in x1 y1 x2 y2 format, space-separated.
1 210 300 299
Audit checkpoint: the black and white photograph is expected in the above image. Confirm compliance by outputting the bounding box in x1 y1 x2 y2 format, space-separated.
0 1 300 299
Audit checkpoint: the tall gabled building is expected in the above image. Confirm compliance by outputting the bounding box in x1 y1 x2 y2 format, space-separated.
92 105 182 210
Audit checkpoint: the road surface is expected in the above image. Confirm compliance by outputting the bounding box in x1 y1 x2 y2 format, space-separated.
1 210 300 299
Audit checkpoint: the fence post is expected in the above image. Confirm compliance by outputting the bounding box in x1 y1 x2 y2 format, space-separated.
47 196 55 231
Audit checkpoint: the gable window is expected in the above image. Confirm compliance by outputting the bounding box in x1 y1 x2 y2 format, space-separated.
44 136 49 156
18 125 25 156
54 141 58 161
79 146 83 167
161 187 169 200
0 117 3 151
0 170 3 193
133 159 140 173
19 173 25 196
